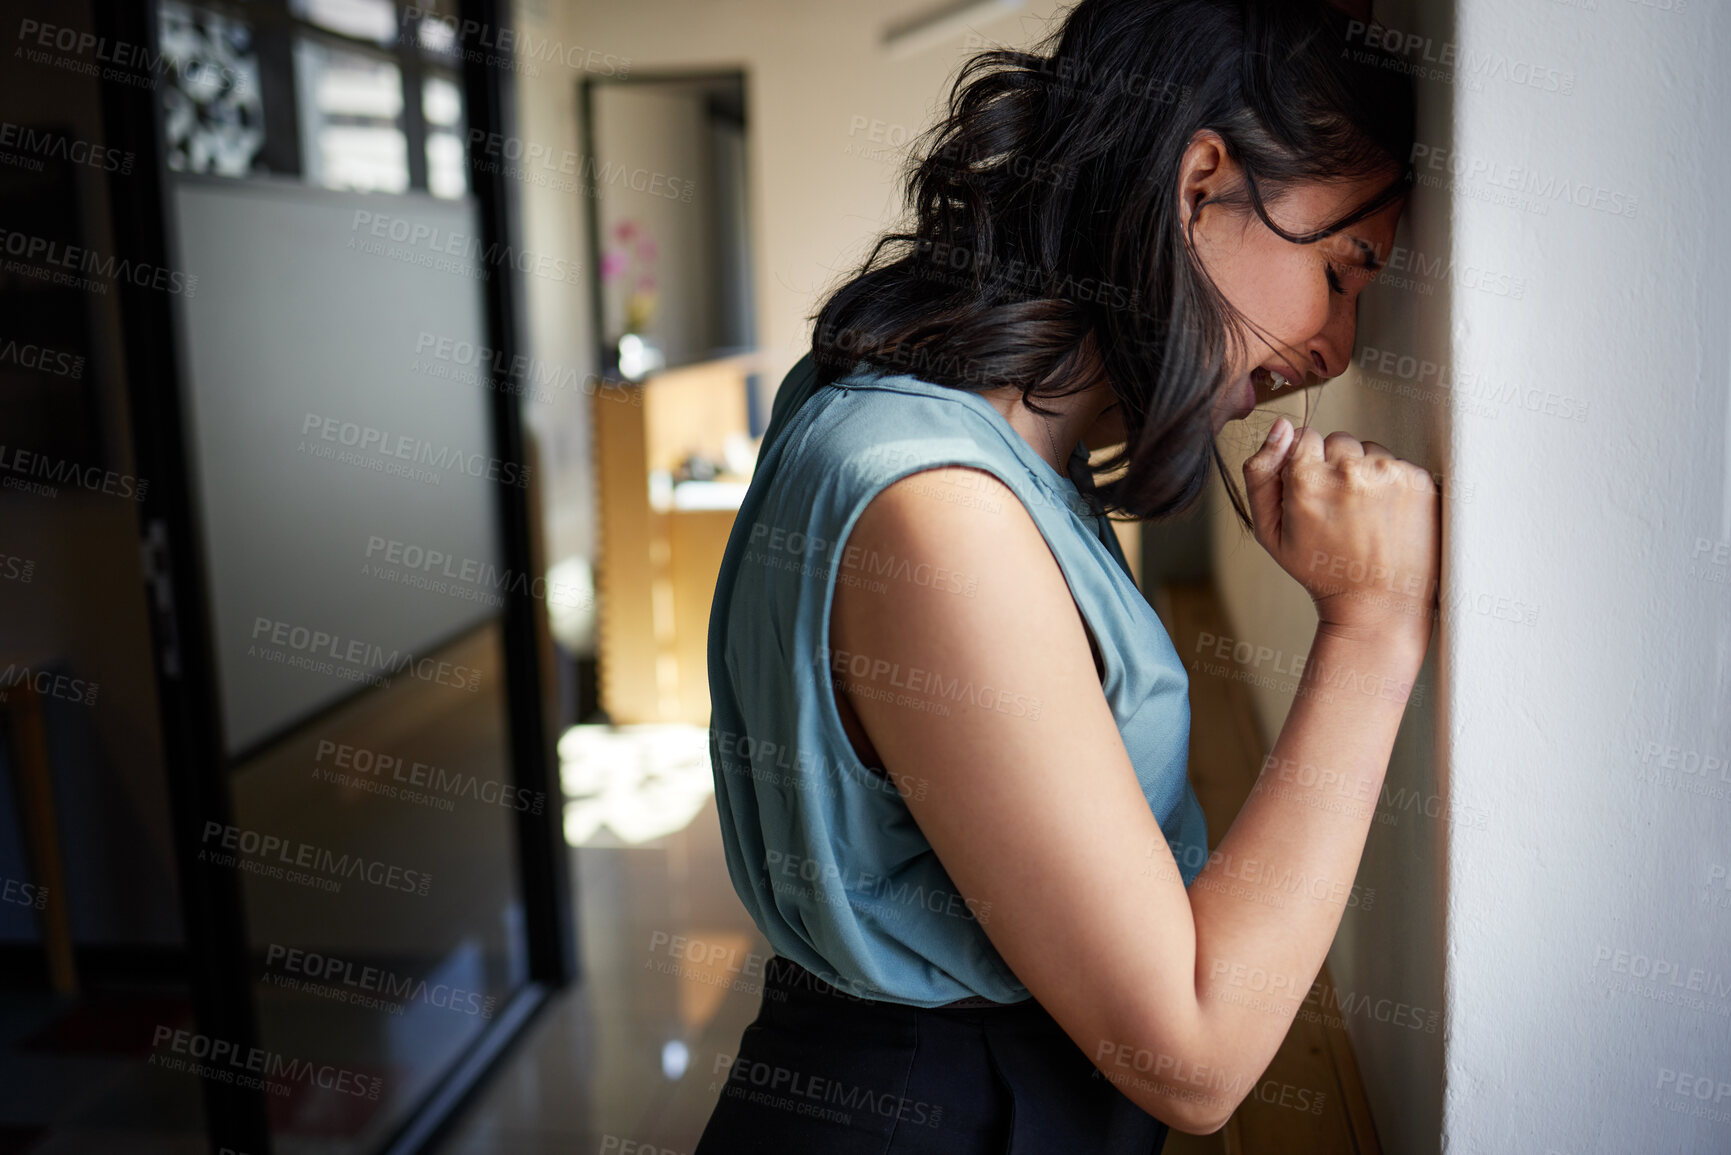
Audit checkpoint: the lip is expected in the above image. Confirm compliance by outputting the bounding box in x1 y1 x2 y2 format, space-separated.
1251 361 1311 403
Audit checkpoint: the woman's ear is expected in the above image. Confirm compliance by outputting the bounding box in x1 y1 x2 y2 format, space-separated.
1176 131 1231 230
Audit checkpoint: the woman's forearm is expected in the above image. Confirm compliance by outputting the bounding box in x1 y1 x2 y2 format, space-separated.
1181 621 1429 1095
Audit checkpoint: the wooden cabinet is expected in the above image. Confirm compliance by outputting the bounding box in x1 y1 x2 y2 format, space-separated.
591 357 757 725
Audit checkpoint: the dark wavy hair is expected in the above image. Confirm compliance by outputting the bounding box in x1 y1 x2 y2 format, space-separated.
810 0 1416 524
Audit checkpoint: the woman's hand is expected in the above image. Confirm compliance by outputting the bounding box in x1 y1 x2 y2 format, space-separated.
1242 417 1441 645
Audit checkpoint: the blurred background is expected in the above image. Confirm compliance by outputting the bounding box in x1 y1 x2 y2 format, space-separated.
0 0 1724 1152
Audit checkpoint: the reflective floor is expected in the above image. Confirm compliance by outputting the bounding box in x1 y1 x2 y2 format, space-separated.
429 781 766 1155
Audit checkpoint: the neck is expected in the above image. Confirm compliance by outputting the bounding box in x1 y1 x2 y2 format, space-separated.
981 380 1122 475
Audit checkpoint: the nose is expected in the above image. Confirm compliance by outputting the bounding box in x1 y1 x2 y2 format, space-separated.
1302 297 1357 381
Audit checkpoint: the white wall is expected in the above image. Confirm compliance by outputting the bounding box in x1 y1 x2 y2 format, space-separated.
1442 1 1731 1151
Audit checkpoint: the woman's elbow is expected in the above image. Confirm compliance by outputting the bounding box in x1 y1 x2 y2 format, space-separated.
1137 1085 1238 1137
1168 1099 1236 1137
1090 1036 1247 1135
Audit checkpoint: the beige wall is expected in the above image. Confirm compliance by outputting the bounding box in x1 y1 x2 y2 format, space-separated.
510 0 1066 566
1207 0 1453 1149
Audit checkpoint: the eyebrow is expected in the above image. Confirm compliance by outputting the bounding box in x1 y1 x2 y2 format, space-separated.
1345 235 1385 272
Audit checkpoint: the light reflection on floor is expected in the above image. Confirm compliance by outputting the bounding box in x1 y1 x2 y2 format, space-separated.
432 725 768 1154
558 723 715 847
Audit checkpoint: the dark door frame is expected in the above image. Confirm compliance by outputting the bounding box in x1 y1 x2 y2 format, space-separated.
96 1 575 1151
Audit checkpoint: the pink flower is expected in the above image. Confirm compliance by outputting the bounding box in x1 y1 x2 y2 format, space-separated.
600 250 626 281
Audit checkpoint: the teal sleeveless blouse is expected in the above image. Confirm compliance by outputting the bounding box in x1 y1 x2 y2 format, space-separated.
706 354 1210 1008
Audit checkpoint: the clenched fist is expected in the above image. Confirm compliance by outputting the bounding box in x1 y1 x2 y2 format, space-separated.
1242 417 1441 645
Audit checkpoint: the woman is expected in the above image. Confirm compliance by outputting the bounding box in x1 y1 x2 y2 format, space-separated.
698 0 1436 1150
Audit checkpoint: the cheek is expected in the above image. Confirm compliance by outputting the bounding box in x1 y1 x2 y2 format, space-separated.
1236 247 1331 350
1199 219 1332 355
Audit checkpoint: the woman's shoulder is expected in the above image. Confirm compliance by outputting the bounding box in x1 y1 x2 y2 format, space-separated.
784 363 1055 489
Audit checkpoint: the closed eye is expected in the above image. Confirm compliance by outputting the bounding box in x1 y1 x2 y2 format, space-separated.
1325 263 1348 296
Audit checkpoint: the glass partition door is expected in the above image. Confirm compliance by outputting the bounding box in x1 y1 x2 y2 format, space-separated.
168 175 532 1153
113 1 567 1150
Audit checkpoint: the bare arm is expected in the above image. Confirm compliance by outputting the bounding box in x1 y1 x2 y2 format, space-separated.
827 421 1438 1133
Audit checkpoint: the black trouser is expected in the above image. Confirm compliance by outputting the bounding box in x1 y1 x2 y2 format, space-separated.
694 955 1170 1154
